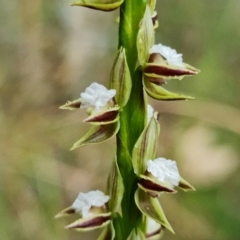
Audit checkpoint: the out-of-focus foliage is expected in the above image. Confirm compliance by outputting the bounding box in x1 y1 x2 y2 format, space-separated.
0 0 240 239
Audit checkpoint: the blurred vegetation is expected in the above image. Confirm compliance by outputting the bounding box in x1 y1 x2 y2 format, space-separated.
0 0 240 239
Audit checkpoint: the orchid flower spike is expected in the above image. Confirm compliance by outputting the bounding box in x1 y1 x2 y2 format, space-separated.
146 158 180 187
80 82 116 110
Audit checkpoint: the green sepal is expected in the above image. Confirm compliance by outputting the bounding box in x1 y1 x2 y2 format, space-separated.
138 175 176 197
55 206 77 219
143 78 195 101
70 121 120 150
132 117 160 176
106 157 124 213
135 188 174 234
59 98 81 110
127 228 145 240
71 0 123 11
97 222 115 240
110 47 132 108
65 212 111 231
83 106 119 125
179 177 195 192
137 5 155 66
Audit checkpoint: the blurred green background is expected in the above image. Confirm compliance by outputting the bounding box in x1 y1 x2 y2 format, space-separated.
0 0 240 239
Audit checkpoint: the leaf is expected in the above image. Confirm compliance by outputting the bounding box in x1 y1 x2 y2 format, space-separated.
110 47 132 108
65 213 111 232
132 117 160 176
135 189 174 234
71 0 124 11
143 78 195 101
107 157 124 212
71 121 120 150
137 5 155 66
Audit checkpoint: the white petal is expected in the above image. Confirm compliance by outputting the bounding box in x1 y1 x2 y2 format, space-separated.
71 190 109 217
86 190 110 206
149 44 184 67
80 82 116 109
146 158 180 187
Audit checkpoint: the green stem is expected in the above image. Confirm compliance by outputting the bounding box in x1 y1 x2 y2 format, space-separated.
114 0 147 239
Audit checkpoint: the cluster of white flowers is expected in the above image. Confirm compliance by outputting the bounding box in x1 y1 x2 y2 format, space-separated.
146 158 180 187
72 190 110 217
149 44 184 67
80 82 116 110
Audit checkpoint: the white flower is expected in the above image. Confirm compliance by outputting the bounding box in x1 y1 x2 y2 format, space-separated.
72 190 110 218
146 158 180 187
80 82 116 110
149 44 184 67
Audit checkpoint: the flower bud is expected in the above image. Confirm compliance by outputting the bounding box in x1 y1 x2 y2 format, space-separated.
132 116 160 176
137 5 155 66
135 189 174 234
110 47 132 108
106 158 124 212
